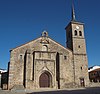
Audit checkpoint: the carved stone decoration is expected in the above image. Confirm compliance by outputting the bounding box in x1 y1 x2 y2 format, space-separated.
41 30 49 44
42 30 48 37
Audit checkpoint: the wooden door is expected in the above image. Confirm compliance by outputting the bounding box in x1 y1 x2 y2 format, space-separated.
80 78 85 87
39 72 50 87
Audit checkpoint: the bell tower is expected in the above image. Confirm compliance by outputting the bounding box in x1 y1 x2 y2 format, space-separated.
65 1 89 87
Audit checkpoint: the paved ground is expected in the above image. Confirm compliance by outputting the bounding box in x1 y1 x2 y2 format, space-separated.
29 87 100 94
0 90 26 94
0 87 100 94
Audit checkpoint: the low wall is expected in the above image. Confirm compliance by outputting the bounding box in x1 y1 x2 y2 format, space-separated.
90 82 100 87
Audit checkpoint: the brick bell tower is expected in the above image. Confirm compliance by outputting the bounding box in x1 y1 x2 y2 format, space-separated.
65 1 89 87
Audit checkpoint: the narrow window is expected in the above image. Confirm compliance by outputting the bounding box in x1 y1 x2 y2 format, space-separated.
78 45 81 48
74 30 77 36
20 55 22 60
81 67 82 70
64 56 67 60
79 31 82 36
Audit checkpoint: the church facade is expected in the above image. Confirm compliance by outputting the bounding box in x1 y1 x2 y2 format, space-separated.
8 5 89 90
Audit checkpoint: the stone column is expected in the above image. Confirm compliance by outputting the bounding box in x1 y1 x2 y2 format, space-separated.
8 50 15 90
25 49 32 88
59 53 63 89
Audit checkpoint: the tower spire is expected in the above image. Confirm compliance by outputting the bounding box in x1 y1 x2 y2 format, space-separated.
72 0 76 21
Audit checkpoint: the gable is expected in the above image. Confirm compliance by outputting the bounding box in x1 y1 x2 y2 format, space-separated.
12 36 72 57
48 38 72 53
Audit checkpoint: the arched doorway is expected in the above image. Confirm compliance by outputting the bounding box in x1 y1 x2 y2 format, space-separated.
39 71 51 88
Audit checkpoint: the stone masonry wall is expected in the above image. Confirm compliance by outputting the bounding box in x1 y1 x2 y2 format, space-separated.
8 37 73 90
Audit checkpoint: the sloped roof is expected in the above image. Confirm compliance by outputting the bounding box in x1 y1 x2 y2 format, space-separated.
0 69 7 73
88 66 100 72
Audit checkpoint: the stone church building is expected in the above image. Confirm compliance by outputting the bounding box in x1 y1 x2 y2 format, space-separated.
8 5 89 90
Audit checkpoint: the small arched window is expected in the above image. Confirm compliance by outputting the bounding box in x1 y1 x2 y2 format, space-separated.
74 30 77 36
20 55 22 59
79 31 82 36
42 45 48 51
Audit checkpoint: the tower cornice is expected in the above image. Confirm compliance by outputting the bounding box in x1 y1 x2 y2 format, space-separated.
65 21 84 30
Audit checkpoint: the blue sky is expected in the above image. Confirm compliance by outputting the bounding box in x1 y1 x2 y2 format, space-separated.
0 0 100 69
